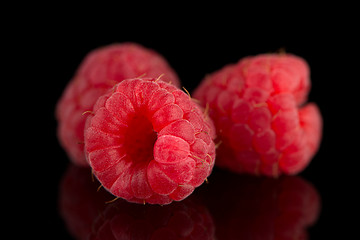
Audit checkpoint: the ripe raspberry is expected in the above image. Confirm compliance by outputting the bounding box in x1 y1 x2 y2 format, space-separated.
56 43 180 166
84 78 216 205
193 53 322 176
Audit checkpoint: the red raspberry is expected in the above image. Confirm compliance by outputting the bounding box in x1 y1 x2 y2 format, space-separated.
56 43 180 166
84 78 216 205
193 53 322 176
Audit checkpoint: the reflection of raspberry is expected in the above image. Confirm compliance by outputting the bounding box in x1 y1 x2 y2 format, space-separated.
201 169 321 240
59 165 214 240
194 53 322 176
56 43 180 166
58 165 111 240
88 197 214 240
84 78 216 205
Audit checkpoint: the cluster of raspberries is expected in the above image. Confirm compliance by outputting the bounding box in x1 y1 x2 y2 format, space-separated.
56 42 322 205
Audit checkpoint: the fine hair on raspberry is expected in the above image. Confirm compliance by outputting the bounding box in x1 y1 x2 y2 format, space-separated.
84 77 216 205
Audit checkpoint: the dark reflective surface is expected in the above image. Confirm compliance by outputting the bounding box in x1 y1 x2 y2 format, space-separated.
198 170 321 240
19 20 354 238
59 165 214 240
59 165 320 240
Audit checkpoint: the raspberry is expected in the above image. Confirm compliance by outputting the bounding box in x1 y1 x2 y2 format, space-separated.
56 43 180 166
193 53 322 176
84 78 216 205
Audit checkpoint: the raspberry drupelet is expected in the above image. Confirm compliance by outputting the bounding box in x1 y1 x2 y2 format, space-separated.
56 43 180 166
193 53 322 177
84 78 216 205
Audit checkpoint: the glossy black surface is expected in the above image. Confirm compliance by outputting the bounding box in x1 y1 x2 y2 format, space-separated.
58 165 321 239
16 17 357 238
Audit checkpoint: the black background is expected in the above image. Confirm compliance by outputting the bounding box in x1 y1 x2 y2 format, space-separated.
8 10 358 239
